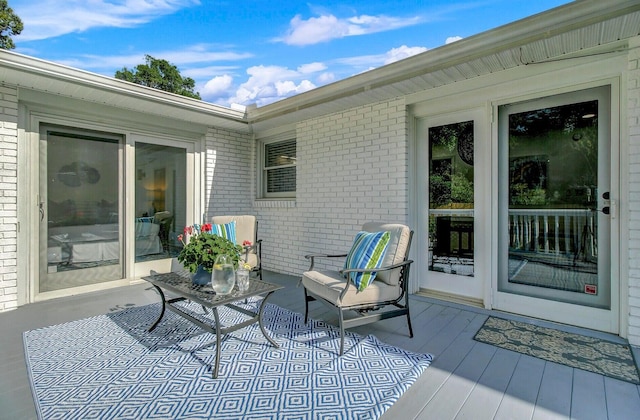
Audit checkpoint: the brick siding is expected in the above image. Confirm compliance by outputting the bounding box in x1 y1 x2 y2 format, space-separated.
627 38 640 345
0 83 18 311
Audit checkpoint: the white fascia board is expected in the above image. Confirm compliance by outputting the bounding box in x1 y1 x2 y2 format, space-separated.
0 50 249 132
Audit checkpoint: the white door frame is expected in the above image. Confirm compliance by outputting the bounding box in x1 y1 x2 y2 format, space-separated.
415 107 490 305
491 84 620 334
24 109 204 303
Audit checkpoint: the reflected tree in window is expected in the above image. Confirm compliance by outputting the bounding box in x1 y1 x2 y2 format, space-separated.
428 120 475 276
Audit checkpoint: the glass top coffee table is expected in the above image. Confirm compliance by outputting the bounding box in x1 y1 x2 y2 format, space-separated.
142 270 283 378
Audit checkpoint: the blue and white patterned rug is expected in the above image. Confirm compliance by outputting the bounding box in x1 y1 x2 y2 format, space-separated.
24 299 432 419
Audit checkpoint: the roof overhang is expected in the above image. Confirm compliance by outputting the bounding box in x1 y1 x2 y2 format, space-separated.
0 51 250 133
247 0 640 132
1 0 638 136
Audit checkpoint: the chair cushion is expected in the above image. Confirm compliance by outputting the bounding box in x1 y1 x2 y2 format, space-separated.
343 231 390 291
135 221 160 237
211 221 237 244
212 215 256 246
302 270 401 308
362 223 411 286
240 251 259 270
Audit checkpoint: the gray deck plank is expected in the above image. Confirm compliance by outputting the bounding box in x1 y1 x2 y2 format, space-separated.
418 341 497 419
494 355 546 420
384 313 487 419
455 347 521 419
603 377 640 420
532 362 573 420
2 271 638 420
411 313 486 419
570 369 607 420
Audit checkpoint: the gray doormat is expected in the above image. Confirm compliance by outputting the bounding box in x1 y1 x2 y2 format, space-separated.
474 316 640 384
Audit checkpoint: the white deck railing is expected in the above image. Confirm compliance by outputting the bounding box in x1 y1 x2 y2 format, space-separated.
508 209 596 259
429 208 597 260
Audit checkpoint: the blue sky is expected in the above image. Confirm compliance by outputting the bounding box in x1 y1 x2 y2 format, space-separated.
9 0 571 109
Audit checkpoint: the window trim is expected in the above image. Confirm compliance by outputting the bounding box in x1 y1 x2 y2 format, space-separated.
257 134 296 199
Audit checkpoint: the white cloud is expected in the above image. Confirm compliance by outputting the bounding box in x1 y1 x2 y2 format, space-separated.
280 13 422 46
383 45 428 65
183 65 242 80
227 64 318 107
335 45 427 70
13 0 200 41
275 80 315 96
297 62 327 74
201 75 234 98
317 72 336 84
446 36 463 44
219 43 428 107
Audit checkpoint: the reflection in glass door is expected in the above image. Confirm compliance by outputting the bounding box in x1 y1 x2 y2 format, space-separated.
134 142 186 263
498 87 612 311
418 112 485 303
40 126 123 292
429 121 475 276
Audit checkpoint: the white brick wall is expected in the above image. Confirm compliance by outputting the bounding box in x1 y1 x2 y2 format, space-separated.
200 99 408 278
204 127 254 218
627 38 640 345
254 98 409 277
0 83 18 311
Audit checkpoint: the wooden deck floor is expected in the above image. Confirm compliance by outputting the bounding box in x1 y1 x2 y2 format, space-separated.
1 271 639 419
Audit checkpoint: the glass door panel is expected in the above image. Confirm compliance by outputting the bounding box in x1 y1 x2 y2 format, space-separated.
418 111 485 303
134 142 186 263
429 121 475 276
40 126 123 292
498 87 611 310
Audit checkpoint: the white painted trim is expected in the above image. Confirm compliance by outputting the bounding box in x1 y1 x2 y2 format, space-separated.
492 84 619 334
414 107 488 303
21 107 203 303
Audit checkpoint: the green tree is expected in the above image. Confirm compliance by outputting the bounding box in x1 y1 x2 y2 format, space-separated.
0 0 23 50
115 54 201 100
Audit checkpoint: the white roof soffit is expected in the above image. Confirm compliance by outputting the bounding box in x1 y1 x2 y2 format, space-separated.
0 50 249 132
247 0 640 129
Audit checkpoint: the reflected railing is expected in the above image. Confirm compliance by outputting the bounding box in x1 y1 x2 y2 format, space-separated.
429 208 597 268
509 209 597 262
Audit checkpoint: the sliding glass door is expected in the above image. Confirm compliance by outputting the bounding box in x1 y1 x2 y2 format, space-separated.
134 142 187 262
38 125 197 294
39 126 123 292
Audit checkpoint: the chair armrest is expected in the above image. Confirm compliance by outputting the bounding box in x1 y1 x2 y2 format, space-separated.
304 253 348 271
339 259 413 275
304 253 348 259
242 239 262 261
338 260 414 300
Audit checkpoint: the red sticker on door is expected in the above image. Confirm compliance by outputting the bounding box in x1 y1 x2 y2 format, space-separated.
584 284 597 295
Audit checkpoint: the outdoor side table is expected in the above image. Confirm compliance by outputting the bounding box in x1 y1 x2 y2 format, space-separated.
142 271 283 378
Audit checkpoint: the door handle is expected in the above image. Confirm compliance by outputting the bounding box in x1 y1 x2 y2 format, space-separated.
39 201 44 222
600 191 616 219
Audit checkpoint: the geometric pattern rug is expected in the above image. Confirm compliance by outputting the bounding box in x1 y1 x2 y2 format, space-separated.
474 316 640 384
24 299 432 419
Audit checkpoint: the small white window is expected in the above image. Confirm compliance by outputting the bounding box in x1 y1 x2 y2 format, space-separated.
259 137 296 198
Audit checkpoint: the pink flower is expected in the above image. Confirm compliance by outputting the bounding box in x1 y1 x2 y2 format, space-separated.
243 240 253 247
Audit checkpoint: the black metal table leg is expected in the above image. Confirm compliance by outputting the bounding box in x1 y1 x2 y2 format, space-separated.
212 308 222 379
258 291 279 348
148 284 166 332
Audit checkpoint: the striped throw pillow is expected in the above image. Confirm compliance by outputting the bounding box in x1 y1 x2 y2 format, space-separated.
211 221 237 244
343 230 390 291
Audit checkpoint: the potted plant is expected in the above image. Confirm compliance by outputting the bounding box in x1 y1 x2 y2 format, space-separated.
177 223 243 284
